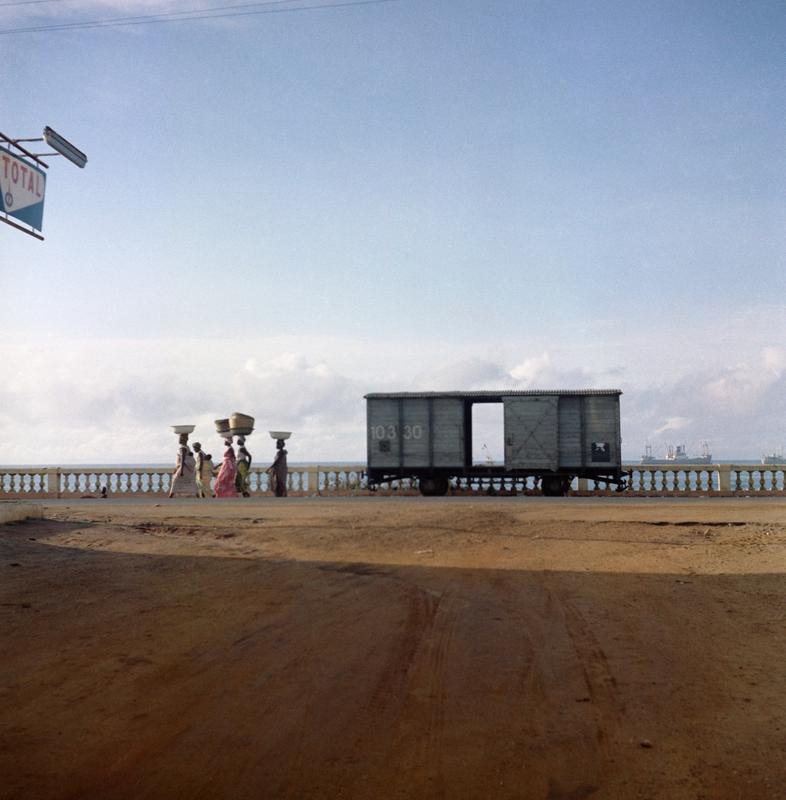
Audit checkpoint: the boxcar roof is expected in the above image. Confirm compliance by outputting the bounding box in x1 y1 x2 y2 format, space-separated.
364 389 622 399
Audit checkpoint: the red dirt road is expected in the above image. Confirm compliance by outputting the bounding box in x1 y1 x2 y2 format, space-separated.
1 498 784 799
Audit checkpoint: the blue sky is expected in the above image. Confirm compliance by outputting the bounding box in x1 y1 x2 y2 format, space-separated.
1 0 785 463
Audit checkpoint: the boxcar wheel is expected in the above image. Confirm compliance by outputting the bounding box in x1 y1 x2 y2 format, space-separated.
541 476 565 497
419 478 436 496
432 477 449 496
419 477 448 497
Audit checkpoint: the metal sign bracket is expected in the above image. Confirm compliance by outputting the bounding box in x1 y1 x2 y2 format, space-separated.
0 213 44 240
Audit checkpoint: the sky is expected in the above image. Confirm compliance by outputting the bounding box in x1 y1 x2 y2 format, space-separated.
1 0 785 464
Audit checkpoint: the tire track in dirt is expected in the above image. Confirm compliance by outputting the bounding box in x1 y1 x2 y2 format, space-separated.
357 566 617 799
417 591 458 795
361 582 459 797
263 567 450 799
541 573 624 764
366 587 442 716
480 568 607 800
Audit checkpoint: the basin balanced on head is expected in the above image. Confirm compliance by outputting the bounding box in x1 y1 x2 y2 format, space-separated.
213 413 255 498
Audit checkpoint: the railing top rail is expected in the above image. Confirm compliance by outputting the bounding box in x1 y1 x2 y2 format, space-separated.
0 468 52 474
0 464 368 474
2 463 784 475
625 462 786 469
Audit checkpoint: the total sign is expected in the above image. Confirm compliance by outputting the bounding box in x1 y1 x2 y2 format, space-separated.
1 146 46 231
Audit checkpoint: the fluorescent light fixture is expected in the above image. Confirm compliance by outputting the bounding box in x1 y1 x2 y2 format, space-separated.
43 126 87 169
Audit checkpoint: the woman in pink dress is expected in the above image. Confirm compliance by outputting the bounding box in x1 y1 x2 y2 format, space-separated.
213 439 238 497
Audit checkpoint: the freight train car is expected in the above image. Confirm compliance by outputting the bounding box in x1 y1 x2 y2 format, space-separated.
365 390 625 496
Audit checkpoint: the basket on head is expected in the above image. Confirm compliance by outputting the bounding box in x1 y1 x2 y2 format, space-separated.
269 431 291 440
172 425 195 435
215 418 231 436
229 412 255 437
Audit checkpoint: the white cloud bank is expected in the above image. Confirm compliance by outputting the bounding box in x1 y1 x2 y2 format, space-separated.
2 321 786 464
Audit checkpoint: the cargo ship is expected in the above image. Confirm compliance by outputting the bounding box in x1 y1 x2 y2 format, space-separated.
640 441 712 464
761 449 783 465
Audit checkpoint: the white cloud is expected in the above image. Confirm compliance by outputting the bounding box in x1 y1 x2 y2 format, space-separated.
654 416 691 435
509 352 600 389
0 336 379 464
700 348 786 413
2 323 786 464
509 352 551 383
763 346 785 376
412 358 509 391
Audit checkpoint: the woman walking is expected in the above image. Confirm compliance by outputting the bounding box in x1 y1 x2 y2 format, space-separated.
235 438 252 498
193 443 215 498
267 438 288 497
214 439 238 498
169 434 198 498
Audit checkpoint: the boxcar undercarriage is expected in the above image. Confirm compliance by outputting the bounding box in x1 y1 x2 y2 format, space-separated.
366 467 628 496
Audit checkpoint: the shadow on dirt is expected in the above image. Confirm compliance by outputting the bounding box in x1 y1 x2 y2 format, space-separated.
1 519 784 800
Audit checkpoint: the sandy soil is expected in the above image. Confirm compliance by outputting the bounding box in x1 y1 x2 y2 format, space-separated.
1 497 785 800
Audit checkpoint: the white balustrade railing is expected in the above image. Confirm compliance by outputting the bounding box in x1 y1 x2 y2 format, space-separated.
0 465 375 499
1 463 784 499
618 464 786 495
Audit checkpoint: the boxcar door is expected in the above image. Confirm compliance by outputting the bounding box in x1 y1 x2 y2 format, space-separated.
503 395 559 471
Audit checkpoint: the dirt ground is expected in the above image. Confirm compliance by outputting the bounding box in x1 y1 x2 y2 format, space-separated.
1 497 785 800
